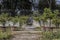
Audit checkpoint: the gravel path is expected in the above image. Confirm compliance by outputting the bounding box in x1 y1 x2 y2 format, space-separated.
11 20 41 40
12 31 42 40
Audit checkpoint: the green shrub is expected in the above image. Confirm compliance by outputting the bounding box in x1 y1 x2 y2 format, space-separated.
33 17 40 21
35 27 41 31
43 31 53 40
53 31 60 39
0 29 12 40
20 16 29 24
42 31 60 40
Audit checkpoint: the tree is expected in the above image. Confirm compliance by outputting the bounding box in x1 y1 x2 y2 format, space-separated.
40 8 54 27
20 16 29 26
0 13 9 31
52 10 60 27
2 0 32 16
39 0 56 10
46 0 52 9
11 16 19 26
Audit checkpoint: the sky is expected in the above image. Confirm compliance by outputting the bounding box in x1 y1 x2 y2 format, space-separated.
56 0 60 5
29 0 60 5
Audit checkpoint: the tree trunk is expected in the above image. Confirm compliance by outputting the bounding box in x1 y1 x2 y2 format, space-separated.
3 21 6 32
47 0 52 9
0 5 1 14
56 24 59 28
49 0 52 9
43 21 45 27
49 19 51 27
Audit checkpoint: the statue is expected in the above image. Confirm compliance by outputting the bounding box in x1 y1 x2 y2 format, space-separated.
27 16 33 25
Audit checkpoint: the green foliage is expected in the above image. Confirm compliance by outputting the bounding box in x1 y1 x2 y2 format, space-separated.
11 16 19 23
0 13 9 23
52 18 60 25
20 16 29 24
54 10 59 16
33 17 40 21
43 8 53 19
35 27 41 31
39 8 54 23
39 8 60 27
52 10 60 27
43 31 53 40
53 31 60 39
0 29 12 40
10 16 29 26
43 31 60 40
33 10 40 17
